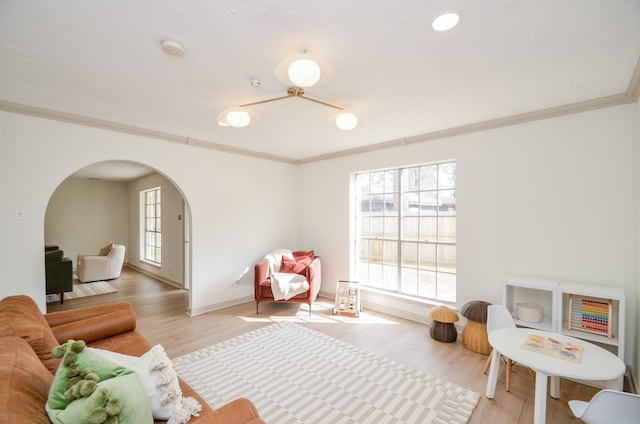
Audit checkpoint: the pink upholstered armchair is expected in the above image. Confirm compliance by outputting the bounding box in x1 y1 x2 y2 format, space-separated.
254 249 321 315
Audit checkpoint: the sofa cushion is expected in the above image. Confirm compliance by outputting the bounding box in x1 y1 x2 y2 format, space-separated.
54 373 152 424
99 242 113 256
0 336 53 424
0 295 61 373
279 255 312 274
46 340 153 424
293 250 315 261
89 345 202 422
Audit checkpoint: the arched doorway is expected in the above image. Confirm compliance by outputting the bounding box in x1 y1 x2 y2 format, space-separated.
44 160 192 306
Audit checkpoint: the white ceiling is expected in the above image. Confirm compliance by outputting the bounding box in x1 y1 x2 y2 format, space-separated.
1 0 639 167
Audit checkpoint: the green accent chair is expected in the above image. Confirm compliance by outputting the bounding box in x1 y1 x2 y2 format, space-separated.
45 249 73 304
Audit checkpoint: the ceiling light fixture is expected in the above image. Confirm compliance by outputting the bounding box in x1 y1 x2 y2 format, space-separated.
432 12 460 31
218 51 357 130
274 50 334 87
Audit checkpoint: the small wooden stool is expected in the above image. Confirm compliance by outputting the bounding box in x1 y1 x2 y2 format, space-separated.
460 300 492 355
428 306 459 343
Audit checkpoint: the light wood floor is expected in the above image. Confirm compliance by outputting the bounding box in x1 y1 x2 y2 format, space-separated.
48 266 605 423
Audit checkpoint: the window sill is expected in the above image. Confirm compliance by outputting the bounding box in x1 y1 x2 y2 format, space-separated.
360 286 457 310
354 286 458 325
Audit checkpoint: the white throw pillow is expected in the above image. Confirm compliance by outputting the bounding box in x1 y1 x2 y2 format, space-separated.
89 345 201 424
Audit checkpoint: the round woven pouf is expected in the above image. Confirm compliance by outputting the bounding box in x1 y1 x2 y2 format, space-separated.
428 306 459 343
460 300 492 355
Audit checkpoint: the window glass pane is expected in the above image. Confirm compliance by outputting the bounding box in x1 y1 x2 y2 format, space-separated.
382 241 397 265
384 217 398 239
401 267 418 295
418 244 436 270
401 242 417 267
383 194 398 215
384 170 398 192
358 239 369 261
156 218 162 232
370 194 384 213
402 167 419 192
402 217 418 241
418 270 436 298
358 195 371 214
369 239 383 264
356 260 368 283
358 216 370 238
370 217 384 238
438 163 456 189
402 192 419 216
439 190 456 215
419 217 437 241
356 173 370 195
382 265 397 290
371 171 385 193
420 165 437 190
437 273 456 302
437 245 456 273
369 263 383 288
438 217 456 243
155 189 161 203
419 192 438 216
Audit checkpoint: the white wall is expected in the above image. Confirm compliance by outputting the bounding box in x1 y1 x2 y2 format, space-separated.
636 97 640 388
128 172 185 287
2 102 639 374
0 110 300 315
299 104 639 367
45 178 129 268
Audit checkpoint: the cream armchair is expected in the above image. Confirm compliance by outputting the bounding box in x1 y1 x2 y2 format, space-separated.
76 243 126 283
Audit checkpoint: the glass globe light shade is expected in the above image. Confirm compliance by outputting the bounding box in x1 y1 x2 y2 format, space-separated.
336 112 358 130
288 58 321 87
432 12 460 31
226 109 251 128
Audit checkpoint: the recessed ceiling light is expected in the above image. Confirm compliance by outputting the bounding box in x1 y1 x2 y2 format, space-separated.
432 12 460 31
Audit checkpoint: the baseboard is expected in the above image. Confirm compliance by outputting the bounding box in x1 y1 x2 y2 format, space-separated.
188 295 254 316
125 264 182 288
320 287 462 331
627 365 638 394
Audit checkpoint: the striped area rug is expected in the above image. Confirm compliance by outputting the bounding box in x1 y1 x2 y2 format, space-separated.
172 322 479 423
46 280 117 303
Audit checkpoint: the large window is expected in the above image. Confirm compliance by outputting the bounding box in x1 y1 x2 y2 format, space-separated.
354 161 456 302
142 187 161 265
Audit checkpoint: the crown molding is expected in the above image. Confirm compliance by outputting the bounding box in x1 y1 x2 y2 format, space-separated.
0 100 297 165
1 54 638 166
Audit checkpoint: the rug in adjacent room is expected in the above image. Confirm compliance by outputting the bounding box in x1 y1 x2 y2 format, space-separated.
46 280 117 303
172 322 480 424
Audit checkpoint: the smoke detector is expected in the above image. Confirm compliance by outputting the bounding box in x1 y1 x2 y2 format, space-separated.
162 40 185 57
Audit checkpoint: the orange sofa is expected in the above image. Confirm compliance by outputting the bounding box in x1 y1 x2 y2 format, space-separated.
0 295 265 424
254 249 321 315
